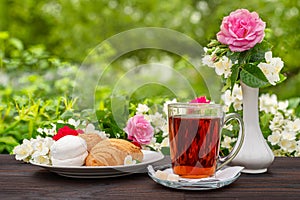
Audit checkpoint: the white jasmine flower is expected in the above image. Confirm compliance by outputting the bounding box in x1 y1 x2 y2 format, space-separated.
143 114 151 122
147 137 169 152
222 90 233 105
279 139 297 153
269 113 285 131
37 128 44 134
163 99 177 115
84 123 107 139
281 130 296 141
68 118 81 128
202 54 214 68
36 125 56 136
286 109 294 117
124 155 136 165
161 125 169 137
31 139 50 157
48 123 57 136
278 100 289 112
213 56 233 78
84 123 96 133
160 137 169 147
149 112 167 132
136 103 150 114
259 93 278 114
43 137 55 148
232 84 243 101
273 149 284 157
149 112 162 123
233 99 243 111
267 131 281 145
258 51 284 85
221 136 237 150
14 136 55 164
258 62 276 85
224 124 233 131
221 90 234 112
221 84 242 111
285 119 300 132
57 120 64 124
232 84 243 111
13 139 33 161
147 137 158 149
32 155 51 165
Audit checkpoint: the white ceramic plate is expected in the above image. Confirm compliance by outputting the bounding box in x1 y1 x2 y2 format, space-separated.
30 150 164 178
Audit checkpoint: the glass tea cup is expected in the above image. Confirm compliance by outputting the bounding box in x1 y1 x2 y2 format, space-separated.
168 103 244 178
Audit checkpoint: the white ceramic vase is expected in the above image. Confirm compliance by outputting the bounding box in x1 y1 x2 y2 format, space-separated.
230 82 274 173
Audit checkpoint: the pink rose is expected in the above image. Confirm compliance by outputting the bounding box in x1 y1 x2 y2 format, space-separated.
124 115 154 145
190 96 210 103
217 9 266 52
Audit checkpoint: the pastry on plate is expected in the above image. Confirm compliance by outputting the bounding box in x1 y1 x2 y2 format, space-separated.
79 133 103 152
85 138 143 166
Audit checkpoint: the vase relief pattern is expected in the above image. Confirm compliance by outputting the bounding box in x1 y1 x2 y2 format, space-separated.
230 82 274 173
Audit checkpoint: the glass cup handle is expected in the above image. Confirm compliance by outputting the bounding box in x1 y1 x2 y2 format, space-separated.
217 113 245 170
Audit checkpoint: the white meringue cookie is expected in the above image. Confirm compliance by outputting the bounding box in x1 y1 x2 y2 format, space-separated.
50 135 88 166
51 152 88 166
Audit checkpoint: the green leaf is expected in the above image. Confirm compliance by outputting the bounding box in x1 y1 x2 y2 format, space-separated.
227 51 240 63
0 31 9 40
55 123 75 132
240 64 269 88
0 145 5 153
230 64 239 89
221 78 231 92
160 147 170 155
295 106 300 118
277 74 287 84
237 51 251 64
222 128 236 137
60 110 74 120
288 98 300 109
9 38 24 51
260 113 273 131
249 40 272 63
0 136 19 146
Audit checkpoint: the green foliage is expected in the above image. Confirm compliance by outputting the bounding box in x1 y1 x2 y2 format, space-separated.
1 0 299 99
0 32 77 153
1 0 300 155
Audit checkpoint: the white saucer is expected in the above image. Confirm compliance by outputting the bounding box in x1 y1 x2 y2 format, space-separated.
147 165 244 190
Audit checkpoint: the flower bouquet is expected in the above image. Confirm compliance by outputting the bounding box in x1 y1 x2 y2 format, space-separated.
201 8 300 172
202 9 285 90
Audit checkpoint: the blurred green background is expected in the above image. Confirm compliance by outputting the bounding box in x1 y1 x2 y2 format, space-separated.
0 0 300 153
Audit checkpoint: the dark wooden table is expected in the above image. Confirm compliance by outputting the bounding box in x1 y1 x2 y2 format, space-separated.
1 155 300 199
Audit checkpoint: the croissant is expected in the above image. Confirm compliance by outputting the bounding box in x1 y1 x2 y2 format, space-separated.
78 133 102 152
85 139 143 166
